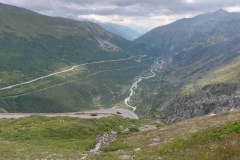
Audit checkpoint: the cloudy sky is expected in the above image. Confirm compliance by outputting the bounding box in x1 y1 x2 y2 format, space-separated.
0 0 240 31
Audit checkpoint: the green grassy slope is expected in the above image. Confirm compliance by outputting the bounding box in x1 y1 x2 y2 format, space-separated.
0 115 159 159
94 111 240 160
0 111 239 159
197 56 240 85
0 3 147 87
0 3 157 113
0 57 154 113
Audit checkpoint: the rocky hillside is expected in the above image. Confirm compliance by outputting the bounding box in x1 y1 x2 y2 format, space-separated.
159 84 240 124
130 9 240 123
135 9 240 59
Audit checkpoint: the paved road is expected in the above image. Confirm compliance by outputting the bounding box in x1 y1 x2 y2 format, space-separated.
0 55 145 91
84 108 139 119
0 65 149 100
0 109 138 119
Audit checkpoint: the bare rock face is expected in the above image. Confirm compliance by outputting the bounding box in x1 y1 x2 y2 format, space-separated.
90 131 117 153
138 125 157 132
96 38 121 52
159 84 240 124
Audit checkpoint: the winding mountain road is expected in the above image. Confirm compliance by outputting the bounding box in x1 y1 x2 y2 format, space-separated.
0 65 149 100
0 109 138 119
0 55 159 118
0 55 145 91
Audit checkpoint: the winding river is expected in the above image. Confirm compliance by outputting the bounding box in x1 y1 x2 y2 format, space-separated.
125 70 156 111
124 56 162 111
1 53 161 113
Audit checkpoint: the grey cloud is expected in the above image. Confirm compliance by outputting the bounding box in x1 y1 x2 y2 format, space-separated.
0 0 239 16
45 0 240 21
0 0 53 11
2 0 240 17
1 0 240 29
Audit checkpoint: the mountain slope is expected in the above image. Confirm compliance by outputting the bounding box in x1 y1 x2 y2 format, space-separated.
0 2 144 87
132 9 240 123
0 3 155 113
135 9 240 59
99 22 142 40
94 111 240 160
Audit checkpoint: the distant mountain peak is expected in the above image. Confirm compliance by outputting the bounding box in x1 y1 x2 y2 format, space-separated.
214 9 228 14
0 2 22 11
0 3 14 9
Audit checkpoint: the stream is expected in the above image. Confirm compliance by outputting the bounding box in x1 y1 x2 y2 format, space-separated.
125 70 156 111
124 56 162 111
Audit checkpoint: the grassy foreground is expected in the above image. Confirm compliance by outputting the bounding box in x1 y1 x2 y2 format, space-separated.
0 111 240 160
0 116 158 159
93 111 240 160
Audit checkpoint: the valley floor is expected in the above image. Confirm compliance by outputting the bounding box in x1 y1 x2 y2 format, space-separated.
0 55 160 113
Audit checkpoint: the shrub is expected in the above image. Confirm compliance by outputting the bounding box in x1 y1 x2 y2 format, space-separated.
0 108 7 113
211 122 240 139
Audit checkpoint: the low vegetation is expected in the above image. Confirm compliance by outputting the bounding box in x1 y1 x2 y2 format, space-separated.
198 56 240 86
211 121 240 138
92 111 240 160
0 111 239 159
0 61 151 113
0 108 7 113
0 115 159 159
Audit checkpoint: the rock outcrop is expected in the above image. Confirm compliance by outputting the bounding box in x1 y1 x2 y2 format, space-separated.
159 84 240 124
90 131 117 153
138 125 157 132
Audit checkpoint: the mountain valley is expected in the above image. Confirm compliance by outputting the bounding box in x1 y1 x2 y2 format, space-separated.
0 2 240 159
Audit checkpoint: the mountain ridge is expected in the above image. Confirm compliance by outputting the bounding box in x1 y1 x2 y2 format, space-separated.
132 9 240 124
98 22 142 40
0 3 240 124
0 2 154 113
0 4 240 159
135 9 240 55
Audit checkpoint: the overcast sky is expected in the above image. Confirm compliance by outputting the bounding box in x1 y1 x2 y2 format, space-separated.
1 0 240 31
